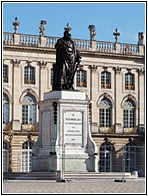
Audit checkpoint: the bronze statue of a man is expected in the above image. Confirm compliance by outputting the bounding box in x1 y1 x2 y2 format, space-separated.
52 24 81 90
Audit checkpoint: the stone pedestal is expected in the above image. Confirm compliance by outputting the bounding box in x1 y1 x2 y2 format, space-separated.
32 91 98 172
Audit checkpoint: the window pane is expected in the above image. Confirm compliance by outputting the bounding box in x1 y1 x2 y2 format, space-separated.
22 141 34 172
101 71 111 88
3 65 8 83
3 103 9 123
99 99 112 127
76 70 87 87
24 66 35 84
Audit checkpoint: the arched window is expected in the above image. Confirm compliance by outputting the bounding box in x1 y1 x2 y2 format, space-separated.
22 141 34 172
99 142 114 172
101 71 111 89
24 66 35 84
125 73 135 90
3 94 9 124
3 64 8 83
3 141 9 172
123 99 135 128
125 143 136 172
99 98 112 127
22 94 36 124
76 70 87 87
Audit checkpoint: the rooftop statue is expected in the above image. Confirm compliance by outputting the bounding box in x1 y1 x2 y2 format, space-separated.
52 23 81 90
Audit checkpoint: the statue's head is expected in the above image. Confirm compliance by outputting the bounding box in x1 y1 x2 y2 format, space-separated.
63 23 72 40
63 30 71 40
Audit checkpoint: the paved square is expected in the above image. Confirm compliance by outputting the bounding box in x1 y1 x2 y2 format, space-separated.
3 179 146 194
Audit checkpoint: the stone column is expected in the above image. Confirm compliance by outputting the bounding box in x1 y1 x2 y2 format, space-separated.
12 59 21 131
114 67 122 133
138 68 145 134
89 65 98 133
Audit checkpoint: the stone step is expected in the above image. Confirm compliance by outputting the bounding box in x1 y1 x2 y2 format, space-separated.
3 171 138 180
3 172 57 180
65 172 137 179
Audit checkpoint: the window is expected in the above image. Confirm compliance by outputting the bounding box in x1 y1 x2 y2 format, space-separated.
101 71 111 89
22 94 36 124
22 141 34 172
125 143 136 172
76 70 87 87
3 64 8 83
3 141 9 172
3 94 9 124
123 100 135 128
125 73 135 90
99 98 112 127
99 142 113 172
24 66 35 84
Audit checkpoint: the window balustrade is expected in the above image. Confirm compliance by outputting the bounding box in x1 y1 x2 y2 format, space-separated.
24 78 35 84
21 124 38 131
3 77 8 83
125 84 135 90
76 82 87 87
101 83 111 89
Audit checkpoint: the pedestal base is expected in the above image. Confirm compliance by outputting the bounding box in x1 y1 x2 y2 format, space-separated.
32 91 98 172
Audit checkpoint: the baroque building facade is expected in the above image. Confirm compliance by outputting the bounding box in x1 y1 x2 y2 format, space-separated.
3 19 145 176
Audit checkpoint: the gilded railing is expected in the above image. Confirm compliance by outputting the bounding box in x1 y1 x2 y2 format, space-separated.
21 124 38 131
125 84 135 90
99 126 114 134
3 122 12 131
76 82 87 87
101 83 111 89
123 127 138 134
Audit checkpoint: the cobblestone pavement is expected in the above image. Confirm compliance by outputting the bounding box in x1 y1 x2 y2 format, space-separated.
3 179 146 194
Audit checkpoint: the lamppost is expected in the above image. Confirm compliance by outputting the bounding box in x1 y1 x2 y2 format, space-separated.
8 129 13 172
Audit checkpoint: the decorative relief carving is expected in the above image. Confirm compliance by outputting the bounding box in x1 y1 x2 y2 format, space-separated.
114 66 122 74
127 68 132 73
137 68 144 75
103 66 108 72
13 59 20 67
27 60 32 66
39 60 47 69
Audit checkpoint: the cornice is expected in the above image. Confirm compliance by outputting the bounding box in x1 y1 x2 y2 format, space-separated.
3 44 145 61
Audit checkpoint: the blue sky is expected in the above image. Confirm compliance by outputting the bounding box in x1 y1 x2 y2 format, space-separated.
2 2 146 44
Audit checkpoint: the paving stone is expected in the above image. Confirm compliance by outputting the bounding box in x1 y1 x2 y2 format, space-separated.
3 179 145 194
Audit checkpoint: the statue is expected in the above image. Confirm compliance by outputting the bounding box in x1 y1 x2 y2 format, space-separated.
138 32 144 45
52 23 81 90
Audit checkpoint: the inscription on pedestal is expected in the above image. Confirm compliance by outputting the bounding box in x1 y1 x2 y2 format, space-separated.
64 111 82 146
41 111 51 145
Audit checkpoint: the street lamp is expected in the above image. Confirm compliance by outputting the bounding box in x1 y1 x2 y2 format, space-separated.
8 129 13 172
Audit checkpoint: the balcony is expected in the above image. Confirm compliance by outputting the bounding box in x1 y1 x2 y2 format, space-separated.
21 124 38 132
125 84 135 90
101 83 111 89
99 126 114 134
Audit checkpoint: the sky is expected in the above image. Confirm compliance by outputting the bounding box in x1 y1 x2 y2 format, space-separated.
2 1 146 44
